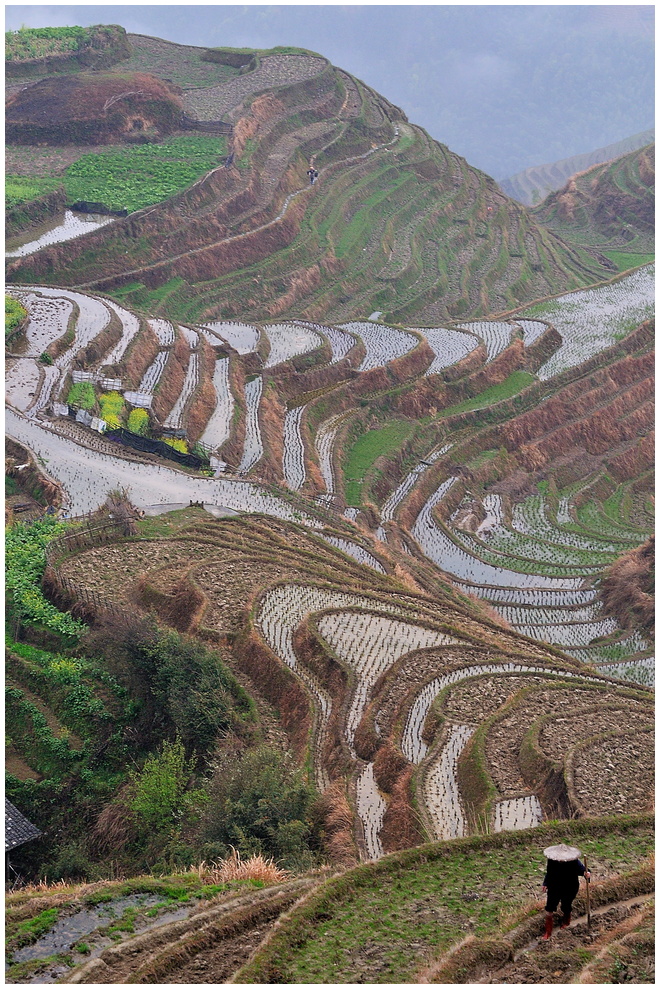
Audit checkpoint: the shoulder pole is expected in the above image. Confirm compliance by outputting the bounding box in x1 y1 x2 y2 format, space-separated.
584 855 591 930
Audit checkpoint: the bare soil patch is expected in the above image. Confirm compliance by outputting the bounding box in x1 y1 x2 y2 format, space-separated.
164 917 279 983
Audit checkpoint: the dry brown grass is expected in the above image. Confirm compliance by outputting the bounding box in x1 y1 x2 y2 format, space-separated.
192 848 289 884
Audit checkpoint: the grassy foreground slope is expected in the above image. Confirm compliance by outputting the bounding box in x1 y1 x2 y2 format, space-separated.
234 815 652 984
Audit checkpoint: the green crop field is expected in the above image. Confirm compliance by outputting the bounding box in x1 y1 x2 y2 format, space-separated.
62 136 228 212
601 250 655 271
5 25 88 61
5 176 63 211
438 370 536 417
344 421 414 505
5 136 227 215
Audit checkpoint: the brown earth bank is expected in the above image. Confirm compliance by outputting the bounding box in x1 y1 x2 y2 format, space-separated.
185 336 217 444
5 438 63 507
151 331 189 422
219 355 247 468
293 620 352 781
6 72 183 145
118 317 159 388
256 381 287 482
600 536 654 637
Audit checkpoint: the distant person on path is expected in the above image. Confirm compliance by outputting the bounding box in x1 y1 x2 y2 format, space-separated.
307 167 319 185
541 843 590 939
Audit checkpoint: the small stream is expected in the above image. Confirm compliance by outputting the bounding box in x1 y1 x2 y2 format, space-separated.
6 211 114 258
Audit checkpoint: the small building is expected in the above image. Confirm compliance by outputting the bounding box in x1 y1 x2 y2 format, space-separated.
5 798 41 880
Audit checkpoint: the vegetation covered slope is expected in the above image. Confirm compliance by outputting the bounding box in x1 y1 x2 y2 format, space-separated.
5 31 609 325
499 128 654 206
5 24 130 77
531 144 655 264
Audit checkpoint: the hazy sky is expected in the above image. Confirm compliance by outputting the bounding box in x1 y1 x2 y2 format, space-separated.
5 4 654 178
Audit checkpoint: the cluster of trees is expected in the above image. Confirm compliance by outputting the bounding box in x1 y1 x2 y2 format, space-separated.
7 541 323 880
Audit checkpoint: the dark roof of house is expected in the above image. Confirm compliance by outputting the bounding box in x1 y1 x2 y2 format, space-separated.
5 798 41 851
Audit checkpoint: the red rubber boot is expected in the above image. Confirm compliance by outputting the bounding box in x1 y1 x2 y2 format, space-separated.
560 911 571 929
542 912 554 940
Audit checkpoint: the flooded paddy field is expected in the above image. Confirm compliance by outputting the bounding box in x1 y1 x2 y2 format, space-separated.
6 210 114 257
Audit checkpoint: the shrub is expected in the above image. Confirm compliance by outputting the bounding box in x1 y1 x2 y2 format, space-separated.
6 517 87 640
127 407 149 435
66 381 96 410
204 848 289 883
163 437 188 454
201 743 320 866
82 616 251 754
5 294 27 338
98 391 125 417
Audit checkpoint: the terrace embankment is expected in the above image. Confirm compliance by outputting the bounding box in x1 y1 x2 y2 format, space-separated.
600 536 654 637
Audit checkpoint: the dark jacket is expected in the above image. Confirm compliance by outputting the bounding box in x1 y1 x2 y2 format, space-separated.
543 858 586 888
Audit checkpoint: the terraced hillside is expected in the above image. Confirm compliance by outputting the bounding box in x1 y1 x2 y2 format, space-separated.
531 144 655 265
4 24 654 986
5 261 654 870
499 128 655 206
5 264 653 680
5 33 610 324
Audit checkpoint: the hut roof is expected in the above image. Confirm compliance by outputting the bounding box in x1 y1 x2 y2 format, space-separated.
5 798 41 851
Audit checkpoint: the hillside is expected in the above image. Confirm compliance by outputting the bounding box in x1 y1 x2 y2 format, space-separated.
530 144 655 267
5 266 654 893
4 23 655 987
5 32 610 325
499 129 655 206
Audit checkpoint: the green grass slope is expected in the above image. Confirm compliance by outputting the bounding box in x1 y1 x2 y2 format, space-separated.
234 814 652 984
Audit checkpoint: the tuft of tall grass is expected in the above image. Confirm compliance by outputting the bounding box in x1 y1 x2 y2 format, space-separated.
192 848 290 884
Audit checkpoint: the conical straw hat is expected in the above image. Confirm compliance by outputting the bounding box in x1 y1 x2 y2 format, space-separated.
544 843 581 861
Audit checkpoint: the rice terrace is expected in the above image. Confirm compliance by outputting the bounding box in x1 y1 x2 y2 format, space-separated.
4 13 655 986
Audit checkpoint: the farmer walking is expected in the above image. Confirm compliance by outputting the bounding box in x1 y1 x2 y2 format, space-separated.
541 843 590 940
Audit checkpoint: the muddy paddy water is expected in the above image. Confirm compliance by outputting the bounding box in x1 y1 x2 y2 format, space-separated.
6 211 114 258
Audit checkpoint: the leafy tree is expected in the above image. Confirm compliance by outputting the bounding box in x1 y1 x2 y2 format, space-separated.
129 737 195 835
